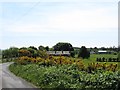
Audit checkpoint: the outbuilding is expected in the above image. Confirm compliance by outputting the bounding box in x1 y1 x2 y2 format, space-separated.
98 50 111 54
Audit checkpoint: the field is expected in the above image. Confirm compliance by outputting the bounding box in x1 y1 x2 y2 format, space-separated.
9 53 120 89
83 54 118 65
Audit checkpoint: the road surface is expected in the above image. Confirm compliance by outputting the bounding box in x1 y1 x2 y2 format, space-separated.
0 62 36 89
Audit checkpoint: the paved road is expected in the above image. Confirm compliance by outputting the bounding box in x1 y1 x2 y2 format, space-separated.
0 62 36 89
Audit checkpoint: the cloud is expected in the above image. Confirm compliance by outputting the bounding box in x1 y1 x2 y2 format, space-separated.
0 0 119 3
6 7 117 33
47 8 117 31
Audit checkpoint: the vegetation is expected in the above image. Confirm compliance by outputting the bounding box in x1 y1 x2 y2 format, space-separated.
0 49 2 63
14 56 118 72
53 42 74 51
118 52 120 60
9 53 120 89
9 62 120 89
1 42 120 89
2 47 19 59
78 46 90 59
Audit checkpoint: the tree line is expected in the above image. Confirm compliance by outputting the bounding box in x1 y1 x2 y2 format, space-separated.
2 42 120 61
2 42 92 60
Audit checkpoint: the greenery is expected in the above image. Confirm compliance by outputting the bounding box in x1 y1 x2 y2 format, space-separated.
0 49 2 63
2 47 19 59
78 46 90 59
53 42 74 51
1 43 120 89
9 54 120 89
118 52 120 60
9 63 120 89
1 43 119 62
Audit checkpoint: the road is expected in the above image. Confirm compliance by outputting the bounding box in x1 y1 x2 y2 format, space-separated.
0 62 36 89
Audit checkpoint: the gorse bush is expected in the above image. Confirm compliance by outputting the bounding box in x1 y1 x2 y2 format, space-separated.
15 56 44 65
16 56 118 72
10 55 120 89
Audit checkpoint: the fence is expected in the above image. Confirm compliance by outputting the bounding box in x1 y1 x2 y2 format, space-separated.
96 57 120 62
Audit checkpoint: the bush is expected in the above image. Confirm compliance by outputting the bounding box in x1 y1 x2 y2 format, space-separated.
38 51 48 59
118 52 120 60
70 51 75 57
78 46 90 59
9 63 120 89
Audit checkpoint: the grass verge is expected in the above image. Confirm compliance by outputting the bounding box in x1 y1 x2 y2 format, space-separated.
9 63 120 89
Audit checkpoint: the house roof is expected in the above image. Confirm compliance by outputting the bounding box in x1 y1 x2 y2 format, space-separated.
98 50 107 53
47 51 70 55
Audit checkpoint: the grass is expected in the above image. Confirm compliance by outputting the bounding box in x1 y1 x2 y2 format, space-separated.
9 63 120 89
83 54 118 66
53 54 119 68
9 53 120 89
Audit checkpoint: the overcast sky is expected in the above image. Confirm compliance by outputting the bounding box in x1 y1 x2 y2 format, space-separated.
0 0 119 49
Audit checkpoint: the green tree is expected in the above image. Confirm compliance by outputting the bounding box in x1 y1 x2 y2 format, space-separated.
38 45 45 51
118 45 120 52
118 52 120 60
29 46 38 50
78 46 90 59
27 48 38 58
70 51 75 57
45 46 49 51
2 47 19 62
2 49 11 59
20 47 27 50
9 47 19 58
53 42 74 51
38 50 48 59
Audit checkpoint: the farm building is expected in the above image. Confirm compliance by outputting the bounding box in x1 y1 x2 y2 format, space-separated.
90 51 96 54
47 51 70 56
97 50 111 54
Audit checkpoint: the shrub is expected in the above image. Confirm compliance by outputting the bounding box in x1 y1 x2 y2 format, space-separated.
9 63 120 89
78 46 90 59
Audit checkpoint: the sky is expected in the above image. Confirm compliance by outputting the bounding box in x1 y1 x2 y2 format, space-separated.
0 0 119 49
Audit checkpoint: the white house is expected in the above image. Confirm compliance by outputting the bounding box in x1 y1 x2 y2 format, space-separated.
47 51 70 56
98 50 111 54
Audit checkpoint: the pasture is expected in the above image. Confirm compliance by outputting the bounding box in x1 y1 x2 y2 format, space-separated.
82 54 120 69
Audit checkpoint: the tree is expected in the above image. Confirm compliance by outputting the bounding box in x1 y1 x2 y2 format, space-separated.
118 51 120 60
118 45 120 52
78 46 90 59
20 47 27 50
45 46 49 51
38 50 48 59
2 49 11 59
94 47 98 50
29 46 38 50
2 47 19 61
9 47 19 58
53 42 74 51
100 47 106 50
27 48 38 58
70 51 75 57
38 45 45 51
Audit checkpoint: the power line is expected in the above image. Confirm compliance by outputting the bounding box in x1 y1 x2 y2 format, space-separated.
8 1 41 26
